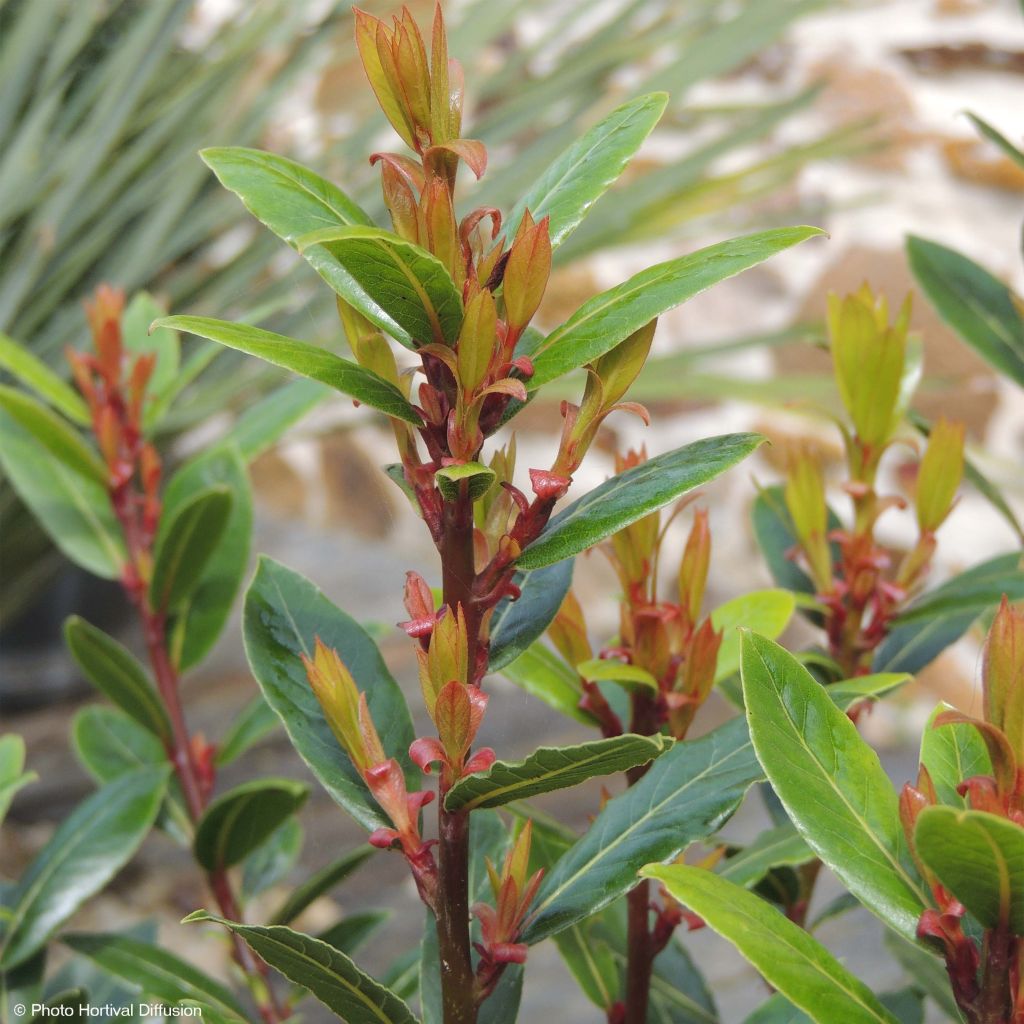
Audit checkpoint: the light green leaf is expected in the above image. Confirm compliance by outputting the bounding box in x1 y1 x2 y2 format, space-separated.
487 559 574 672
0 767 169 970
215 695 279 767
299 226 463 349
0 386 105 482
741 632 930 940
711 588 796 683
242 818 303 902
269 846 374 927
0 332 89 425
220 377 331 463
0 736 36 828
906 235 1024 387
528 227 824 387
576 658 658 691
518 434 764 570
155 316 421 425
161 445 253 671
717 824 814 889
71 707 166 784
643 865 899 1024
122 292 178 396
183 914 419 1024
434 462 495 502
915 806 1024 934
62 932 247 1020
521 715 760 944
149 485 233 612
0 409 124 578
193 778 310 871
243 557 416 831
503 92 668 249
445 733 671 812
64 616 171 742
919 702 992 808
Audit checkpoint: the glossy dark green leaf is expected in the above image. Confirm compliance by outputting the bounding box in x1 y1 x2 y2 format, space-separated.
0 386 104 482
717 824 813 889
644 866 899 1024
243 557 416 831
71 706 166 784
122 292 179 396
875 553 1024 673
62 932 247 1020
919 702 992 808
149 485 233 612
215 695 279 767
528 227 823 387
317 912 389 959
184 914 418 1024
0 332 89 425
0 409 125 578
269 845 374 926
741 633 930 940
502 92 668 250
907 235 1024 387
445 733 671 811
155 316 420 425
0 766 169 969
488 560 574 672
499 642 592 726
518 434 764 570
160 445 253 671
299 226 463 349
194 778 309 871
521 715 761 944
242 818 303 902
200 146 373 245
915 806 1024 933
64 616 170 741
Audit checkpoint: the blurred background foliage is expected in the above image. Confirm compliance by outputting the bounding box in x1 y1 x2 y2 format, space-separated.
0 0 867 620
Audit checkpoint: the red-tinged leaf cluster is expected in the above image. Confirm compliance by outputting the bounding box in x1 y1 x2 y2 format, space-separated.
901 600 1024 1019
783 286 966 677
68 284 161 601
472 822 543 1002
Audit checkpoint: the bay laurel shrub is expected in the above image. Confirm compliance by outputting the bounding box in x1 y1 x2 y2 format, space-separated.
0 5 1022 1024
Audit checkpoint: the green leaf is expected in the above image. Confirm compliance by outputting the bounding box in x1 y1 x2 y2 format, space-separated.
154 316 420 425
0 386 105 482
160 446 253 671
445 733 671 811
0 736 35 828
215 695 279 767
517 434 764 570
915 806 1024 933
966 111 1024 169
643 865 899 1024
221 378 331 463
919 702 992 808
70 707 167 785
64 616 171 742
299 226 463 349
906 235 1024 387
499 642 591 726
502 92 668 250
242 557 416 831
875 553 1024 673
0 332 89 425
317 912 389 959
717 824 814 889
0 409 124 578
528 227 823 387
62 931 247 1020
269 846 374 926
487 559 574 672
521 715 761 944
200 146 373 246
576 658 658 692
0 766 169 970
193 778 309 871
741 633 930 940
711 589 796 683
183 914 419 1024
434 462 495 502
553 918 619 1010
122 292 179 396
883 931 964 1022
742 994 811 1024
242 818 303 902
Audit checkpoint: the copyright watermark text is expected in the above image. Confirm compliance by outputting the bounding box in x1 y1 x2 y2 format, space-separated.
21 1006 202 1018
